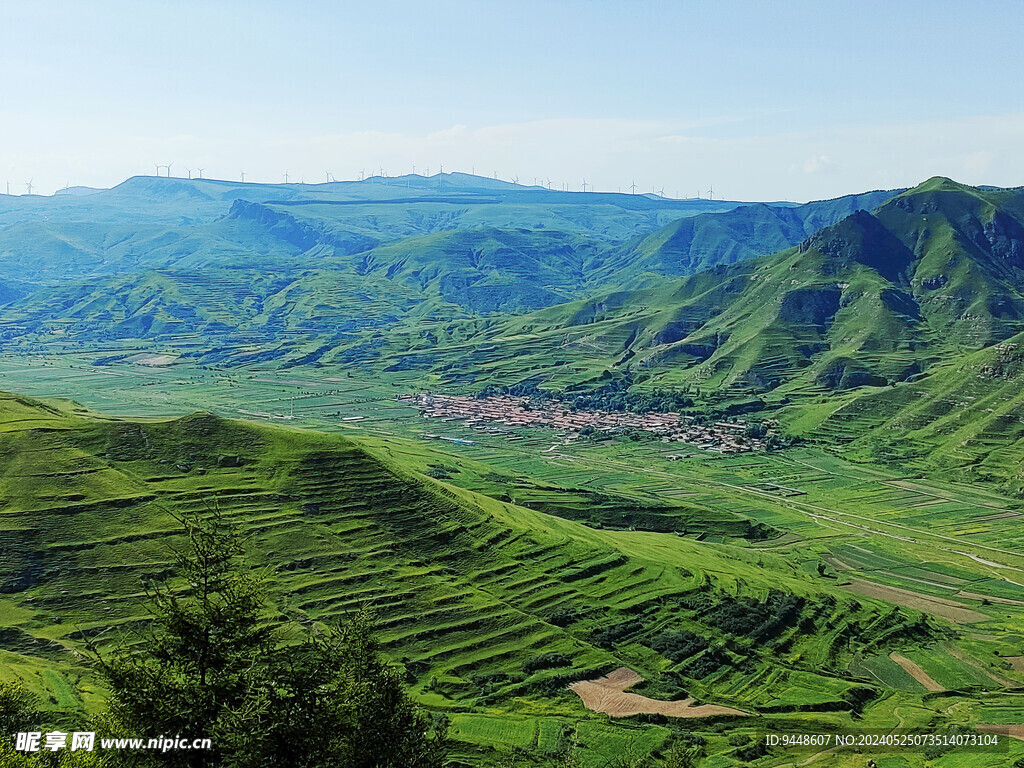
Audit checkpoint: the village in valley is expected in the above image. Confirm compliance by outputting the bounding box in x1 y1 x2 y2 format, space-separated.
401 393 776 453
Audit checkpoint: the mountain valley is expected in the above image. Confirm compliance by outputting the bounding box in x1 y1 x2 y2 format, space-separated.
3 174 1024 766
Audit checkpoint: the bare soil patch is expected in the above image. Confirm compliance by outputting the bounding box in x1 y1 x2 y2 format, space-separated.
1006 656 1024 673
569 666 746 718
125 353 178 366
889 653 943 692
842 579 987 624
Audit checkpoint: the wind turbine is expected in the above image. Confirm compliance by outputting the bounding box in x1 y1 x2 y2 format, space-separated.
546 178 552 190
5 181 9 196
196 168 204 179
240 171 246 182
707 185 714 200
166 162 173 177
25 180 34 195
629 180 638 194
581 179 589 193
283 171 290 183
325 171 335 182
512 175 519 185
412 164 416 175
154 163 161 177
358 169 364 181
658 187 665 197
439 163 444 175
186 168 192 180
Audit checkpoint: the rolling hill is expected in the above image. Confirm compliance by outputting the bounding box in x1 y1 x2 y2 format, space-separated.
0 176 900 371
1 390 1004 766
600 189 900 287
386 178 1024 393
785 328 1024 489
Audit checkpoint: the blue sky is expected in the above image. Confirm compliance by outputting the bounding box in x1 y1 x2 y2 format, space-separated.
2 0 1023 200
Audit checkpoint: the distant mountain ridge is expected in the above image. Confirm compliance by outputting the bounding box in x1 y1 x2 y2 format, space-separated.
5 175 1024 487
383 178 1024 397
0 174 900 354
601 189 901 287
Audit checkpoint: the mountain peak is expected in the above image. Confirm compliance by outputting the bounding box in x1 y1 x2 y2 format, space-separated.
901 176 978 197
802 208 916 282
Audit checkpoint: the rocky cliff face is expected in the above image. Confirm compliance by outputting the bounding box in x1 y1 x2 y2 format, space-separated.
981 211 1024 269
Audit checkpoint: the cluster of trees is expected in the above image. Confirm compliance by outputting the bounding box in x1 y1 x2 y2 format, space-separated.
682 590 806 643
649 630 709 664
477 379 694 414
679 647 732 680
521 653 572 674
589 619 645 649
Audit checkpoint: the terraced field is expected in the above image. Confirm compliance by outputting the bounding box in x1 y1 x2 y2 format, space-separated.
4 388 1024 766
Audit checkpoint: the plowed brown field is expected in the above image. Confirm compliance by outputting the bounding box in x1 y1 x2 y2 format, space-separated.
569 666 746 718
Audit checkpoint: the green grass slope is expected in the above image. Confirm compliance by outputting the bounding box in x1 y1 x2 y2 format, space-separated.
384 178 1024 401
601 189 900 288
320 226 614 313
0 391 981 765
784 329 1024 491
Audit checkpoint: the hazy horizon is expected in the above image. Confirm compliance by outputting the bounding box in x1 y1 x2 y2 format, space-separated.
3 0 1024 201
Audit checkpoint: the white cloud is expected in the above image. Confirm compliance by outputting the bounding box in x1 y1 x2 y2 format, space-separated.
802 155 834 175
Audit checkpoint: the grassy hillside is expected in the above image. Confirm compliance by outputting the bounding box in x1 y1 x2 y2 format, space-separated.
0 176 899 364
783 329 1024 491
602 189 899 287
379 179 1024 397
317 226 614 313
3 391 1018 765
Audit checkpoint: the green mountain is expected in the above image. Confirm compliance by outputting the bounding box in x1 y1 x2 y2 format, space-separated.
786 327 1024 489
393 178 1024 394
0 176 900 370
602 189 900 287
0 173 742 290
0 391 986 765
318 226 612 312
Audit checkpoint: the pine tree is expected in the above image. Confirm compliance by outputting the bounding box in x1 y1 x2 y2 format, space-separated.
91 507 447 767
